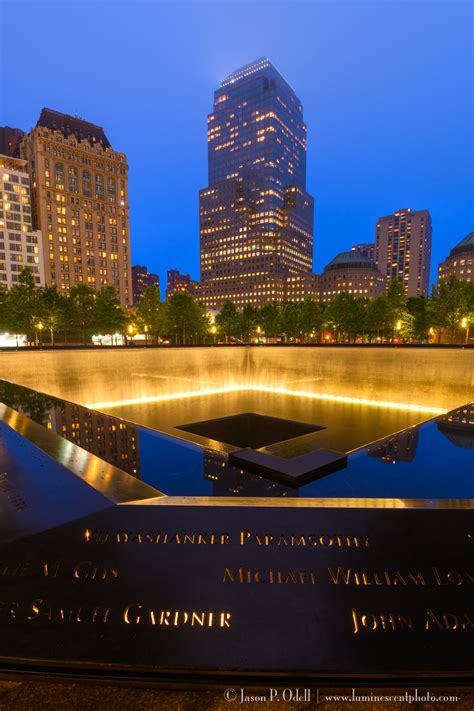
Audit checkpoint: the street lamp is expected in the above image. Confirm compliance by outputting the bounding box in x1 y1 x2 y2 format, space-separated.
396 320 402 331
461 317 470 344
211 324 217 344
37 321 43 346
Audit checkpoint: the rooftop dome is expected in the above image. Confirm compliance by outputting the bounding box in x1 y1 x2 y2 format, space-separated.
324 250 376 272
450 232 474 257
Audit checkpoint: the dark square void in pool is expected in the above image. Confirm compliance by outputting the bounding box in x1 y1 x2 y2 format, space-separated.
176 412 324 449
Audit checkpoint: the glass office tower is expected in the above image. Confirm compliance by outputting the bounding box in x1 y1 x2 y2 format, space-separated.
199 58 314 308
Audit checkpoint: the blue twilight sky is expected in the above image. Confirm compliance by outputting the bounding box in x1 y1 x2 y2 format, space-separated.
1 0 473 290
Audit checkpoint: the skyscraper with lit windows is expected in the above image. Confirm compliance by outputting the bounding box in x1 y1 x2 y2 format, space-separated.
0 154 45 288
132 264 160 304
199 58 314 308
375 207 432 297
19 109 132 306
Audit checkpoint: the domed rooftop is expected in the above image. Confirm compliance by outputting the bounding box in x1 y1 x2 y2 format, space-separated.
450 232 474 257
324 250 376 272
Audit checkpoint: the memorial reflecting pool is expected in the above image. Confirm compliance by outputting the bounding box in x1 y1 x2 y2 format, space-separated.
0 346 471 500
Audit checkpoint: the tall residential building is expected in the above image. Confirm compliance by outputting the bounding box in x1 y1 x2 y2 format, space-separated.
199 58 314 309
375 208 432 297
0 155 45 288
319 250 385 303
19 109 132 306
351 242 375 261
166 269 199 299
438 232 473 285
132 264 160 304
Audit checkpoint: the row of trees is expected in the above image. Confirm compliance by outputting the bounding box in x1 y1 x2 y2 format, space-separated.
0 268 208 345
214 278 474 343
0 268 472 345
0 269 127 345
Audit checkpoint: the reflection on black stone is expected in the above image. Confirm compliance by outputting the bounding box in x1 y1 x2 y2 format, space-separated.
367 428 420 464
436 404 474 449
203 450 298 498
0 380 141 477
50 403 141 476
0 380 56 426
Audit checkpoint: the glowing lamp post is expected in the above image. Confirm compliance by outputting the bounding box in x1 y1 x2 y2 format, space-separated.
394 320 402 343
461 317 470 344
211 324 217 344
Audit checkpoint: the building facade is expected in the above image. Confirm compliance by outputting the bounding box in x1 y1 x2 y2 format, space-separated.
166 269 198 299
19 109 132 306
199 58 314 309
375 208 432 297
438 232 473 285
132 264 160 304
284 273 320 302
351 242 375 261
0 154 45 288
319 250 385 303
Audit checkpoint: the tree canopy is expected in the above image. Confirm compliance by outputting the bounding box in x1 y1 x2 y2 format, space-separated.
0 268 472 345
